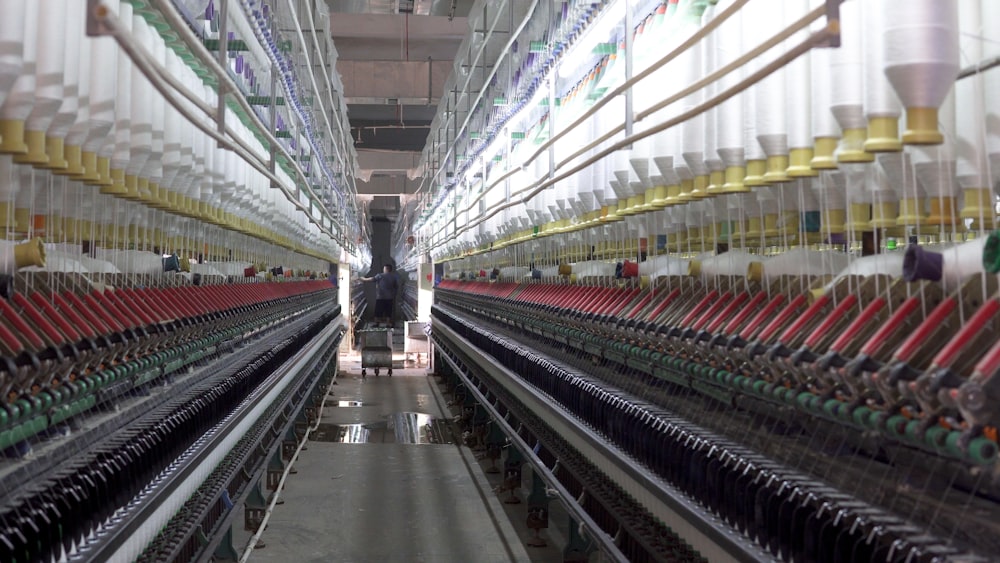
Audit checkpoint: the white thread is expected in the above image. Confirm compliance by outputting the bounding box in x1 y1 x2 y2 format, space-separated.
702 2 722 171
809 48 840 139
883 0 961 109
751 3 787 156
0 1 39 122
714 0 744 157
816 170 847 209
863 0 900 118
778 0 812 151
829 0 865 130
955 0 990 189
981 0 1000 185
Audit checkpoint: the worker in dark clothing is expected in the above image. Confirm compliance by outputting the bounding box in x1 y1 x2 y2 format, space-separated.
361 264 399 326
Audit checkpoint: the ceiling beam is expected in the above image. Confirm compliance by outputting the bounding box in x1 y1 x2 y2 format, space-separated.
351 125 430 152
356 149 421 171
355 175 423 195
329 13 467 40
337 59 451 101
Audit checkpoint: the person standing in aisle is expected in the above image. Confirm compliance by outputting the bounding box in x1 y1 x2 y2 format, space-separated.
361 264 399 326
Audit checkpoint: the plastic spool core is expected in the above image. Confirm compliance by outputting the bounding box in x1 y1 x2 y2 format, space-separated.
903 108 944 145
787 148 818 177
763 155 790 183
902 244 943 281
0 121 29 154
896 197 927 226
41 137 69 170
13 238 46 269
810 138 839 169
926 197 960 227
982 231 1000 273
13 131 50 165
721 166 748 193
864 117 903 152
744 160 767 186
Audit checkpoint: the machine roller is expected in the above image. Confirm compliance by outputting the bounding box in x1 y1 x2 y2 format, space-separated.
7 0 1000 559
432 260 1000 559
0 0 357 560
402 0 1000 559
0 272 344 561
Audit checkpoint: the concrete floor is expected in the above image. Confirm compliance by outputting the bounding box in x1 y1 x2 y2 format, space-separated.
246 346 533 563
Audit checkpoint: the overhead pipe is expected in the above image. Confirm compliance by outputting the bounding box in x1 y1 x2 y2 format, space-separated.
95 6 339 249
144 0 345 243
443 0 756 227
430 24 838 249
419 0 541 195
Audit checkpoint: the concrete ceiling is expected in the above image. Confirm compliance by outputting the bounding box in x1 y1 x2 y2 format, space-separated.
327 0 473 18
328 1 472 205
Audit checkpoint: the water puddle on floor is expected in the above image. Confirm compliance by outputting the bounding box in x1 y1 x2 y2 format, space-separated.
311 412 454 445
325 400 367 407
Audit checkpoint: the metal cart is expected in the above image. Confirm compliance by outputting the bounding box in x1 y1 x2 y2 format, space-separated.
359 327 393 377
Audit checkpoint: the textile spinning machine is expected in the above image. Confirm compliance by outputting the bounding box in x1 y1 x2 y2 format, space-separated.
418 0 1000 561
0 0 354 560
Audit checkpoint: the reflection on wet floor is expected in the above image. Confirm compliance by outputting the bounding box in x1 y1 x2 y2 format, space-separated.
311 412 454 445
327 400 366 407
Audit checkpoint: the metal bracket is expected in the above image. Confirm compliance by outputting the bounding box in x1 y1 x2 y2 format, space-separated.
824 0 843 48
216 0 229 141
623 0 634 141
86 0 113 37
548 76 556 181
212 526 241 561
268 64 279 185
427 56 434 106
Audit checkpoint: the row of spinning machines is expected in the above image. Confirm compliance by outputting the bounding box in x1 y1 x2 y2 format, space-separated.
0 0 351 560
431 247 1000 561
0 272 341 561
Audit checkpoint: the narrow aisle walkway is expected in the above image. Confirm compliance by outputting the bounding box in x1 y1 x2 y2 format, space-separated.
249 356 529 563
